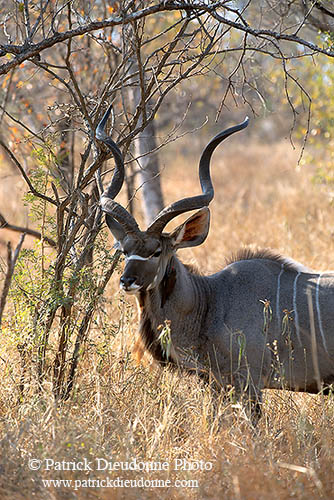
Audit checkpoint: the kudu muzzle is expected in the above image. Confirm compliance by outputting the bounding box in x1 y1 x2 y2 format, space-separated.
120 252 162 293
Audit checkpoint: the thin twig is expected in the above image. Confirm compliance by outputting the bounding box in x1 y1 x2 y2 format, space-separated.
0 234 26 328
0 212 56 247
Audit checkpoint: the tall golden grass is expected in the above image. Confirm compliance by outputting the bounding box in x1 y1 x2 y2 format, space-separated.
0 137 334 499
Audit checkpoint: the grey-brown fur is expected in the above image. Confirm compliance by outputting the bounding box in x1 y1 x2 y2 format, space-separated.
225 247 307 271
132 245 334 399
96 107 334 415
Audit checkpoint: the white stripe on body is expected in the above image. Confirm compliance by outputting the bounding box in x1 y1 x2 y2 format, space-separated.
276 264 284 332
315 271 333 354
293 272 302 346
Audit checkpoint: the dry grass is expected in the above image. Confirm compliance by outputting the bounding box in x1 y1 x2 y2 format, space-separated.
1 137 334 499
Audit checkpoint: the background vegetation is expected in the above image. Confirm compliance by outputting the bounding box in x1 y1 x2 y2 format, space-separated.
1 1 334 498
1 140 334 499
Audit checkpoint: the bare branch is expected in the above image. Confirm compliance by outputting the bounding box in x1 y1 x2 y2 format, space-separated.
2 1 334 77
0 137 58 207
0 212 56 247
314 0 334 19
0 234 25 328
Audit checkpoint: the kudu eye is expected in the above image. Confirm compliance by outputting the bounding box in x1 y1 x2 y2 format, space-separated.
153 249 162 258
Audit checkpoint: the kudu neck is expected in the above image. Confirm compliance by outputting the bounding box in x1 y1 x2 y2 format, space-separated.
154 254 205 313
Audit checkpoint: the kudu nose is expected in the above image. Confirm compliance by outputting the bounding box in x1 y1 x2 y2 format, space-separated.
120 275 137 289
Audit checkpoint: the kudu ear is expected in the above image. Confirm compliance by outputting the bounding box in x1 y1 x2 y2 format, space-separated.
105 214 126 243
170 208 210 249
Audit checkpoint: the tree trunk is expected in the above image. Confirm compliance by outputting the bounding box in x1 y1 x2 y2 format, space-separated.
134 116 164 225
129 66 164 225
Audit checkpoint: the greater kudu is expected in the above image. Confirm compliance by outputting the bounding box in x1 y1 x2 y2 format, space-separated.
96 105 334 414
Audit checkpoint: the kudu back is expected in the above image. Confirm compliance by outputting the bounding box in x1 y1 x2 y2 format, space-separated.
96 106 334 412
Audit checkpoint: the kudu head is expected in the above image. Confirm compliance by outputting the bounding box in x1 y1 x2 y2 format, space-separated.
96 105 249 294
